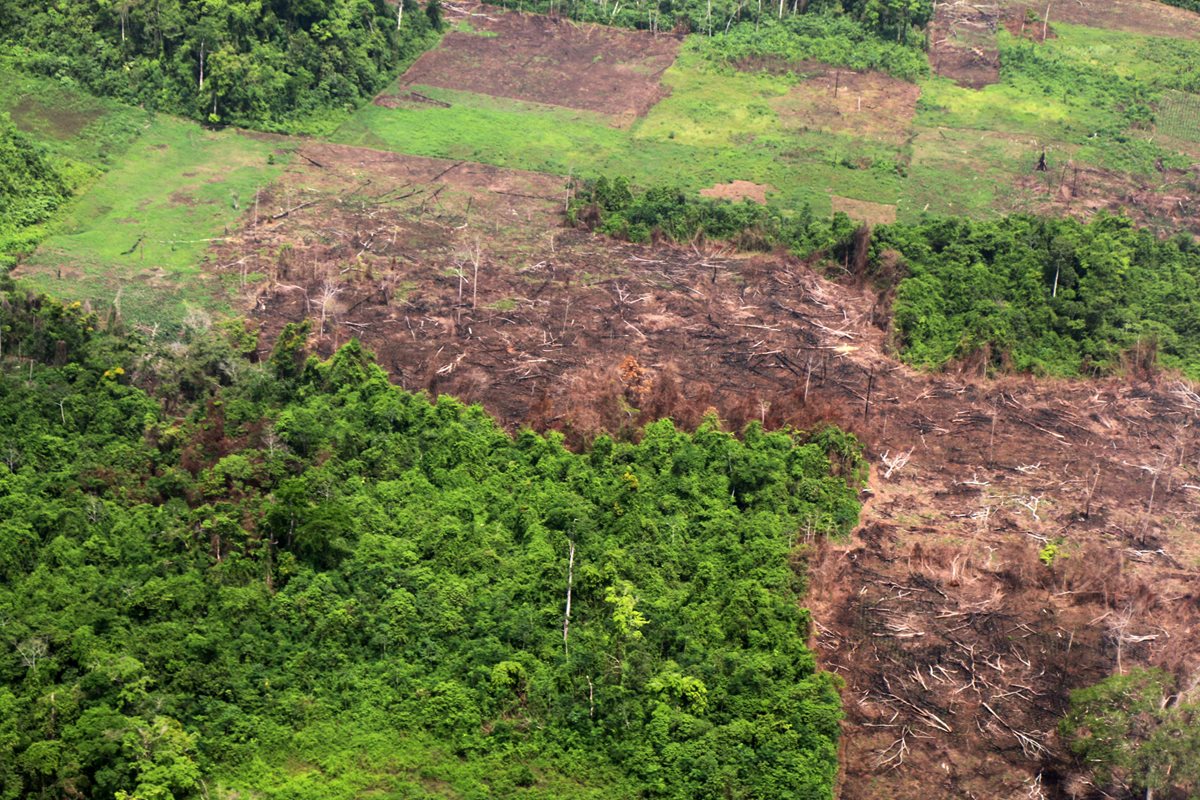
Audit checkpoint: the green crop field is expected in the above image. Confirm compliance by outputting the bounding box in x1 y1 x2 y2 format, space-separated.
16 115 289 325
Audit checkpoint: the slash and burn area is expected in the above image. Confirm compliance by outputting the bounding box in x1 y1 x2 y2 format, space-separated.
209 141 1200 796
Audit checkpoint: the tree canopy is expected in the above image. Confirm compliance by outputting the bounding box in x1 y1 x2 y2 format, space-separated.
0 0 442 131
0 114 73 268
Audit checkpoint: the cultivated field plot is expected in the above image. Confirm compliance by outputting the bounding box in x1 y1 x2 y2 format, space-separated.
15 118 288 325
908 18 1200 232
337 29 909 216
772 68 921 146
1158 90 1200 144
397 6 681 123
1020 0 1200 38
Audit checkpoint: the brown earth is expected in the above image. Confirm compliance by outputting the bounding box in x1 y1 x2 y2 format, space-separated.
1016 161 1200 237
700 180 773 203
774 69 921 145
1028 0 1200 39
210 142 1200 799
929 1 1002 88
393 3 681 122
831 196 898 225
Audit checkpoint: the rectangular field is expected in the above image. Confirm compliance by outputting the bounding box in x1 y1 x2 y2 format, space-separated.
397 8 681 124
15 117 290 325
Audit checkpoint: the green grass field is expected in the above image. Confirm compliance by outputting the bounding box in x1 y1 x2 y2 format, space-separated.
17 116 289 326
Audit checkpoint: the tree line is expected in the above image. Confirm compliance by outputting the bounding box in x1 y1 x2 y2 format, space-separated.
492 0 933 46
0 0 443 131
571 177 1200 379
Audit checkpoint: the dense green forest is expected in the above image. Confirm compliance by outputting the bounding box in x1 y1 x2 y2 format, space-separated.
0 0 442 131
695 13 929 80
493 0 932 45
1158 0 1200 11
881 215 1200 377
0 289 862 799
572 179 1200 378
0 115 74 269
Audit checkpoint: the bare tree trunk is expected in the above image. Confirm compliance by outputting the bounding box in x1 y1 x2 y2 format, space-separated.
199 39 205 91
471 239 481 311
397 0 404 29
562 538 575 655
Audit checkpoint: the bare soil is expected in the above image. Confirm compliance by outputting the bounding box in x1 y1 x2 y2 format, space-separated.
210 142 1200 799
699 180 773 203
930 2 1002 89
831 196 898 224
773 69 921 145
393 3 681 122
1016 161 1200 237
1028 0 1200 39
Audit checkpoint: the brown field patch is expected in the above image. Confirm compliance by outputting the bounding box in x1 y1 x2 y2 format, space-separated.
396 3 681 121
10 97 100 140
700 180 773 203
1016 161 1200 236
773 69 920 144
1022 0 1200 38
930 2 1002 88
831 195 897 224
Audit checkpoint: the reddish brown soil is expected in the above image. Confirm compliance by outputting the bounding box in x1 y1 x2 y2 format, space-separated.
699 180 772 203
774 69 921 145
1016 161 1200 237
930 2 1002 89
393 3 681 121
1031 0 1200 39
210 142 1200 799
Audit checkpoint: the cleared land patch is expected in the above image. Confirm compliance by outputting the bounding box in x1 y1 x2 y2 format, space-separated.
15 118 289 325
397 4 681 123
772 69 920 145
700 180 773 203
1029 0 1200 38
830 195 897 224
929 1 1002 88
